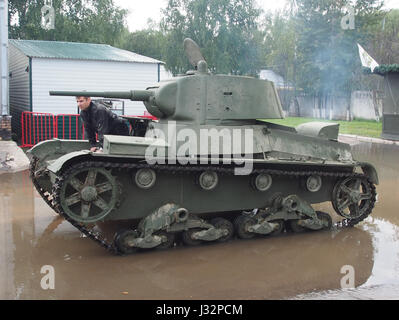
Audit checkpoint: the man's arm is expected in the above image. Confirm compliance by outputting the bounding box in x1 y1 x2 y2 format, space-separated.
80 112 97 147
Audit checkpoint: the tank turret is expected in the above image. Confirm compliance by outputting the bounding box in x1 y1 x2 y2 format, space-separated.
50 38 283 125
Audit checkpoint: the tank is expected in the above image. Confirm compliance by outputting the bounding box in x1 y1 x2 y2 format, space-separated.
28 38 378 254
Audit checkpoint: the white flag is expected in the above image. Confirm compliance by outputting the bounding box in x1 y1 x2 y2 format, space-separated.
357 44 379 72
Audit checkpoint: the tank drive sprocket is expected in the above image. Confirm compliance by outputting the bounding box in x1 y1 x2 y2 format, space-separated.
54 164 121 223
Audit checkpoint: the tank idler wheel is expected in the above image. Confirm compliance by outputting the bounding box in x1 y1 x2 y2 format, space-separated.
332 177 375 220
113 229 139 255
154 231 176 250
210 217 234 242
316 211 332 230
182 228 204 246
234 215 256 239
268 219 285 236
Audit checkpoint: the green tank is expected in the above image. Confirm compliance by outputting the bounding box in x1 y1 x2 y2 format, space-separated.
28 38 378 254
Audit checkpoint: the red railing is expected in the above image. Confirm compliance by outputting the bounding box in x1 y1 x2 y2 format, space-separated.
55 114 85 140
21 111 156 147
21 112 56 147
141 111 158 120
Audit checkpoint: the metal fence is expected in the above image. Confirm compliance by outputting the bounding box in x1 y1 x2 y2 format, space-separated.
21 112 56 147
21 111 155 147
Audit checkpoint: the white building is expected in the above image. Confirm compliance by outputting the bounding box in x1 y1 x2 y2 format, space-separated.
8 39 171 136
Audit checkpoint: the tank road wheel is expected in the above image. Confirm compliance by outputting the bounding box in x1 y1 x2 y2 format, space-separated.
154 231 176 250
332 177 376 220
316 211 332 230
269 219 285 235
234 215 256 239
198 171 219 191
286 219 307 233
113 229 139 255
210 217 234 242
182 228 204 246
59 167 119 223
287 212 332 233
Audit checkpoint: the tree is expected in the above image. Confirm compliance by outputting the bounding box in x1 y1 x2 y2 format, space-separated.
8 0 128 46
292 0 384 95
260 9 297 111
369 9 399 64
119 29 166 61
160 0 263 76
261 10 296 84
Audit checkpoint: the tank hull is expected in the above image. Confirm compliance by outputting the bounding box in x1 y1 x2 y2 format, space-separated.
29 127 377 254
53 160 348 221
30 139 375 218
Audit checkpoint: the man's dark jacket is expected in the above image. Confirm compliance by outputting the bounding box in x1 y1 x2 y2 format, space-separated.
80 101 128 148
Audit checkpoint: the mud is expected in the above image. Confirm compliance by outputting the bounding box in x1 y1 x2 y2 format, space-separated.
1 141 399 300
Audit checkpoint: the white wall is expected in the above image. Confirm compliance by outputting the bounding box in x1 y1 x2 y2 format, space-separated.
159 65 173 81
32 58 163 115
351 91 381 121
288 92 382 121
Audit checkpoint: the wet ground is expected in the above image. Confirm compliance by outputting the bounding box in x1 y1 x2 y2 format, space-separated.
1 140 399 300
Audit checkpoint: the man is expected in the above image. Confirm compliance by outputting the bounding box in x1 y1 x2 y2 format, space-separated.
77 96 129 152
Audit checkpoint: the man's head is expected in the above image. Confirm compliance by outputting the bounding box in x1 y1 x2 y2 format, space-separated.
76 96 91 111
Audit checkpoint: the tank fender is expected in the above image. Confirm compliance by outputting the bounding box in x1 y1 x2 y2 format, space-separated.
296 122 339 140
27 138 66 161
27 139 91 162
358 162 379 185
47 150 91 175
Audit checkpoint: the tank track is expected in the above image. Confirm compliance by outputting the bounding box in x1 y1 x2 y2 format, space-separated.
31 157 377 254
30 157 117 252
30 157 56 210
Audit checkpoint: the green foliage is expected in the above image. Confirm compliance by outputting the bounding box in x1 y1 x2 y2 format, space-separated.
261 11 296 81
119 29 166 61
9 0 397 96
259 0 387 97
368 9 399 65
362 66 372 74
293 0 383 95
373 64 399 75
8 0 128 46
160 0 263 75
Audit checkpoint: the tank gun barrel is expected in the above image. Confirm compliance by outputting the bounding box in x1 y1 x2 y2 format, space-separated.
49 90 153 101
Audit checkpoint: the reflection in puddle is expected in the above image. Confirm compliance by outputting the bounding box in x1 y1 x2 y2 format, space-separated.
362 218 399 287
293 217 399 299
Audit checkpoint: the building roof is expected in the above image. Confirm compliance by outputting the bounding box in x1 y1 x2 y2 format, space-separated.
9 39 163 64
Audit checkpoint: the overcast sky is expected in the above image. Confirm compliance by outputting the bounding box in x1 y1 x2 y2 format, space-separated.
114 0 399 32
